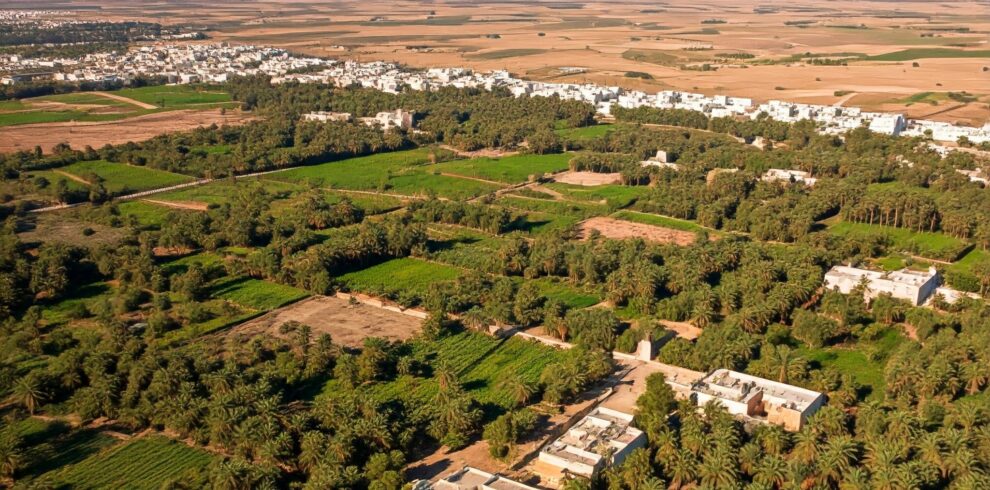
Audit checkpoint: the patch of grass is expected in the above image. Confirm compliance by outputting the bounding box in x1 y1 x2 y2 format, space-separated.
827 220 970 262
555 123 615 140
19 428 119 482
337 257 463 300
154 178 303 205
209 276 309 311
0 109 123 127
866 48 990 61
547 183 650 208
44 436 214 489
59 160 194 195
622 49 682 66
160 251 224 276
499 195 608 218
328 329 568 411
433 153 572 184
115 200 177 227
115 85 232 108
613 210 707 233
530 277 601 309
40 282 113 325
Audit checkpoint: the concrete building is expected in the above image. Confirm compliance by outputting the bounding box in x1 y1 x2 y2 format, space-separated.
535 407 646 483
761 168 817 187
360 109 414 131
690 369 825 431
302 111 352 123
824 265 941 306
418 467 538 490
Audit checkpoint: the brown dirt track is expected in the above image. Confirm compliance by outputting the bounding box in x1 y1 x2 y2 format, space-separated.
225 295 423 348
554 171 621 186
0 109 253 153
578 216 697 245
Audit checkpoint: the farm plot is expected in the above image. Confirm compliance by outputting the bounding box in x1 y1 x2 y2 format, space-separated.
555 123 616 140
433 153 572 184
546 183 651 208
154 178 303 206
327 329 569 410
58 160 194 195
553 171 622 186
114 85 234 108
827 220 970 262
209 276 309 311
336 257 464 302
270 148 503 199
579 216 700 245
612 210 707 233
227 294 424 348
45 436 215 489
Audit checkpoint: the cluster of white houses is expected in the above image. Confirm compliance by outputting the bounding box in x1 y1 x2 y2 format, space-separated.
3 39 989 145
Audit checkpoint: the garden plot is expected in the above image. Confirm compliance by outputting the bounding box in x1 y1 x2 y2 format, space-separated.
578 216 698 245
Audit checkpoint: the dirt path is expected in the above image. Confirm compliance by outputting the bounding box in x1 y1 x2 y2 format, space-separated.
530 184 565 200
52 169 92 186
93 91 158 110
438 144 520 159
142 198 209 211
833 91 858 107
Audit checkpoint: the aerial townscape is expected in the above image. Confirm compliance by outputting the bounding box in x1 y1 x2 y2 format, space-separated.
1 1 990 489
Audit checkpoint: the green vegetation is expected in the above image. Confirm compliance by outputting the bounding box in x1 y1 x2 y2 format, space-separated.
115 85 233 108
867 48 990 61
546 183 651 208
828 220 970 261
555 123 615 140
59 160 194 195
45 436 214 489
337 257 463 302
209 276 309 310
434 153 572 183
467 49 548 60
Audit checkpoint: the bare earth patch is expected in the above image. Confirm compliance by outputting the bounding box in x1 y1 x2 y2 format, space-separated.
142 199 209 211
0 109 254 154
578 216 696 245
225 295 423 348
659 319 702 340
554 171 621 186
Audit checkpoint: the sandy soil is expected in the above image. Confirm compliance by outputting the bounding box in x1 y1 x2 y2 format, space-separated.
659 319 702 340
578 216 697 245
0 109 253 154
226 295 423 348
554 171 621 186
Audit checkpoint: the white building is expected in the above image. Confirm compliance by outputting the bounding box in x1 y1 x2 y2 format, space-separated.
690 369 825 431
762 168 817 187
302 111 352 123
418 467 538 490
360 109 414 131
535 407 645 483
824 265 940 306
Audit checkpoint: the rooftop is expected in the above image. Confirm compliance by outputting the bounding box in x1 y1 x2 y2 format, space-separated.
695 369 823 412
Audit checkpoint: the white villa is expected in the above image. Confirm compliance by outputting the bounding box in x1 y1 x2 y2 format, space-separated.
690 369 826 431
823 265 940 306
534 407 646 483
302 111 352 123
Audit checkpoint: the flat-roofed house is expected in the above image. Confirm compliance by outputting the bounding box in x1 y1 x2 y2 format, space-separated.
534 407 646 484
824 265 940 306
762 169 817 187
690 369 825 431
420 467 538 490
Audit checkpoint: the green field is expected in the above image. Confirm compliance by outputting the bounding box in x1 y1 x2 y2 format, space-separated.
45 436 214 489
530 277 601 309
866 48 990 61
499 195 608 218
154 178 303 205
797 329 903 401
547 183 651 208
59 160 194 195
337 257 463 301
115 85 233 108
270 149 502 200
828 220 970 261
434 153 572 184
209 276 309 310
327 329 568 410
555 124 616 140
613 210 707 233
17 427 119 483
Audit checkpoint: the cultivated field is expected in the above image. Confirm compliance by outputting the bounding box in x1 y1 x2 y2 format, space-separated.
554 171 621 186
64 0 990 126
0 108 254 153
578 216 699 245
227 294 425 348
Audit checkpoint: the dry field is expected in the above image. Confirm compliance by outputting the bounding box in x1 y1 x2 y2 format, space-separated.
554 171 621 186
0 109 253 154
47 0 990 126
225 295 423 348
578 216 697 245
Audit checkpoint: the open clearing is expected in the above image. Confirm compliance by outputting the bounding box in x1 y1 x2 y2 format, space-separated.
554 171 622 186
0 109 254 153
226 295 423 348
578 216 698 245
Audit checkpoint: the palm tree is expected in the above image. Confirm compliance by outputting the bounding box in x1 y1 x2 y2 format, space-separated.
753 455 787 488
496 375 534 408
0 432 22 479
698 448 739 489
665 450 699 489
11 375 46 415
